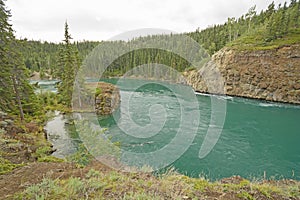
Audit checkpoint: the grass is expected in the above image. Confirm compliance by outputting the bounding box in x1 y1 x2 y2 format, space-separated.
14 168 300 200
228 28 300 51
66 143 93 168
0 157 24 175
33 145 64 162
0 111 64 172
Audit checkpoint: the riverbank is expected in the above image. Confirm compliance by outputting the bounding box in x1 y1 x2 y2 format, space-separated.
184 44 300 105
1 97 300 199
1 160 299 199
0 111 59 171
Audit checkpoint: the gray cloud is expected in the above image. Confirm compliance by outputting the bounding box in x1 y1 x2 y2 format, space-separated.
6 0 287 42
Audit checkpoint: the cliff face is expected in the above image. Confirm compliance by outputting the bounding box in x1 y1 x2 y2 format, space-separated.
95 82 120 115
184 44 300 104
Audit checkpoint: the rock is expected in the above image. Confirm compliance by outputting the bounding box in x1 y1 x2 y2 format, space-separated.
259 82 268 89
293 83 300 90
95 82 121 115
184 44 300 104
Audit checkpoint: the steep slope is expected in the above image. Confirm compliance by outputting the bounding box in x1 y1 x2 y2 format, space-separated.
185 44 300 104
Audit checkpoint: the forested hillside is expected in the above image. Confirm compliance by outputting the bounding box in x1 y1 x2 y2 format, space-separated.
19 40 99 79
0 0 39 119
189 0 300 53
20 1 300 79
2 0 299 115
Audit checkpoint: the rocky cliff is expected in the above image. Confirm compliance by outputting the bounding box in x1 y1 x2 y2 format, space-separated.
95 82 120 115
184 44 300 104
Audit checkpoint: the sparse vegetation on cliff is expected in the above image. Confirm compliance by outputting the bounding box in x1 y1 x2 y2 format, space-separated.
189 1 300 54
228 28 300 51
185 44 300 104
13 168 300 200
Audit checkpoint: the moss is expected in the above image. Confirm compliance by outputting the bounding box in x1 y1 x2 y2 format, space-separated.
0 158 24 175
33 144 64 163
37 156 65 163
194 180 211 192
237 191 255 200
253 184 282 198
32 145 52 159
95 87 102 96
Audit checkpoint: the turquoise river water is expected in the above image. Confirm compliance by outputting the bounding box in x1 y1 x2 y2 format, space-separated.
44 78 300 180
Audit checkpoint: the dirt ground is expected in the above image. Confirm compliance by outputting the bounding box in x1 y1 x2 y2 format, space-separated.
0 161 111 199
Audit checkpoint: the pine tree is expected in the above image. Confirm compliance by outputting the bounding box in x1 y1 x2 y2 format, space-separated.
0 0 38 120
245 6 256 33
57 22 81 107
0 0 14 111
266 1 275 19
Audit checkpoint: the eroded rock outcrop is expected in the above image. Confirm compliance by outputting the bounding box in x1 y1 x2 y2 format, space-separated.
184 44 300 104
95 82 120 115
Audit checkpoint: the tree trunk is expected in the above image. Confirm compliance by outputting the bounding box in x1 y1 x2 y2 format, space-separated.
12 75 25 121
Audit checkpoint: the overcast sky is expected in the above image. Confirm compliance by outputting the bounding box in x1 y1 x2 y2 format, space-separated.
6 0 287 42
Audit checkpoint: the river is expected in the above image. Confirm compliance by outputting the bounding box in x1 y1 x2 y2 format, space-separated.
44 78 300 180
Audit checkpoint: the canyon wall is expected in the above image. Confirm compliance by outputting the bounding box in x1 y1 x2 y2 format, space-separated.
184 44 300 104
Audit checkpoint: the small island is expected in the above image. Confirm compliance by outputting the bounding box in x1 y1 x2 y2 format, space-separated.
94 82 121 115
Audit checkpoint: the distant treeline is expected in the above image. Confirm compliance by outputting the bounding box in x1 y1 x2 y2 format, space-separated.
1 0 299 118
19 40 100 78
188 0 300 54
20 0 300 78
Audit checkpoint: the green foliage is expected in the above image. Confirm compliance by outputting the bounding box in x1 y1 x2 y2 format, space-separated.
0 157 24 175
95 87 102 96
33 146 53 160
56 22 82 108
86 169 101 178
0 0 41 120
188 0 300 53
237 191 255 200
19 39 99 77
66 177 84 198
16 178 63 200
82 39 210 79
184 66 197 72
32 144 64 163
67 143 93 167
37 156 64 163
229 28 300 50
16 169 300 200
16 0 300 84
36 91 68 112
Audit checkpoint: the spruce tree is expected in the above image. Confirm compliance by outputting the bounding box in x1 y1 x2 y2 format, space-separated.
245 6 256 33
57 22 81 107
0 0 38 120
